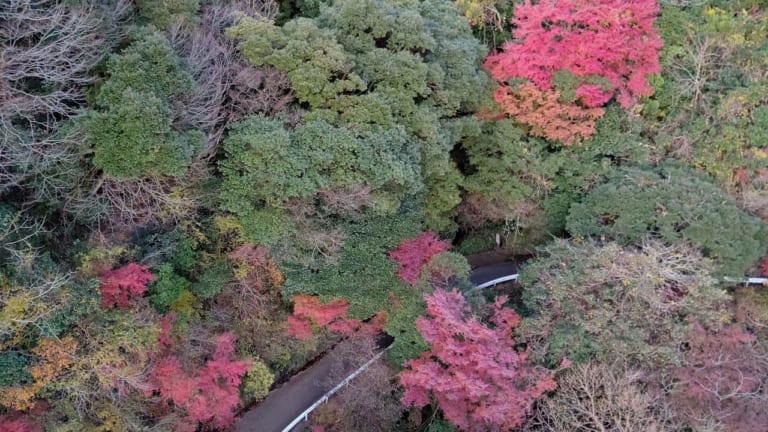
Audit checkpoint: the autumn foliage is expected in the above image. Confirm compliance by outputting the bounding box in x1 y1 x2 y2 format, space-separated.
286 295 362 340
389 232 451 285
494 83 604 145
671 321 768 431
98 263 156 308
147 332 251 432
0 337 77 411
0 414 42 432
485 0 663 143
399 289 558 431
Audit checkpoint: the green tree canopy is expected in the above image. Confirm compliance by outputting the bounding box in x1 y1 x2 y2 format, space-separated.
566 164 767 277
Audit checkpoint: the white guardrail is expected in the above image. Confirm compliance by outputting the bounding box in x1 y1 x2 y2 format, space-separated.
282 344 393 432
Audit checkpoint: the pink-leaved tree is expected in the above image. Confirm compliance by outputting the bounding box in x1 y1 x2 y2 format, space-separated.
286 295 362 340
485 0 663 143
98 263 156 309
147 332 251 432
399 289 560 431
389 232 451 285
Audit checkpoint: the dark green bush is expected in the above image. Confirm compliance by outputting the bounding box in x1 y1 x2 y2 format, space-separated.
566 164 767 276
149 264 189 312
87 29 201 179
0 351 32 387
191 259 231 299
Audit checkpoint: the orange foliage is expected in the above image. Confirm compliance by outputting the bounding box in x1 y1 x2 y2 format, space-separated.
1 337 76 410
494 83 604 145
228 244 284 293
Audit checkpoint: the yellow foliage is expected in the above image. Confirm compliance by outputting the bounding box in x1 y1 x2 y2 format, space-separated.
0 337 77 410
456 0 502 28
89 402 129 432
77 246 127 276
170 289 197 318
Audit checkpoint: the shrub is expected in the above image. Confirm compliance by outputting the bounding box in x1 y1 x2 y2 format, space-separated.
136 0 200 30
149 264 190 312
191 260 231 299
241 358 274 402
566 165 768 277
87 29 202 179
519 239 731 367
98 263 156 309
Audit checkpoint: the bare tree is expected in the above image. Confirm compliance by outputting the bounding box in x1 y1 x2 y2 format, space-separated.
525 362 679 432
667 34 731 111
167 0 291 156
0 0 129 198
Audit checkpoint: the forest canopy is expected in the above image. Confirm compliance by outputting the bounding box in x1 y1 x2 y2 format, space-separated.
2 0 768 431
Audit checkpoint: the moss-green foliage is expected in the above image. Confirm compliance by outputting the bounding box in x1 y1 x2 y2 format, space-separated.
226 0 490 231
87 29 201 179
519 239 731 368
0 351 32 387
241 358 275 402
283 214 420 317
191 259 231 299
567 164 767 277
136 0 200 30
647 4 768 187
149 264 189 312
282 213 428 362
218 115 422 243
540 106 653 233
460 105 653 242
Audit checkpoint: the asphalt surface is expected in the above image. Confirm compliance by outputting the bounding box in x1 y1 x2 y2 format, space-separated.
235 261 520 432
468 261 520 286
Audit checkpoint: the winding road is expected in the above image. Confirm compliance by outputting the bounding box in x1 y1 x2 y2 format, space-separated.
235 260 521 432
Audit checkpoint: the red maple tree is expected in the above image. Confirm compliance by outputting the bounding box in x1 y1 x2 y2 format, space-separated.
286 295 362 340
98 263 156 309
399 290 558 431
389 232 451 285
671 321 768 431
485 0 662 143
147 332 251 432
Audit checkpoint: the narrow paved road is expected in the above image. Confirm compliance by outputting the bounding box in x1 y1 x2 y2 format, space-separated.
468 261 520 286
236 261 520 432
236 337 366 432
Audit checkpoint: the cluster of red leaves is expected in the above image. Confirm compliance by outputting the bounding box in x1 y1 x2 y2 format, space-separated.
0 414 42 432
399 289 558 431
485 0 662 143
98 263 156 309
286 295 362 340
146 332 251 432
672 321 768 431
389 232 451 285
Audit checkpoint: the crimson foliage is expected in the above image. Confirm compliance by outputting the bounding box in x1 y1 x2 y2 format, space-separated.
399 289 558 431
98 263 156 309
0 415 42 432
389 232 451 285
485 0 662 143
147 332 251 432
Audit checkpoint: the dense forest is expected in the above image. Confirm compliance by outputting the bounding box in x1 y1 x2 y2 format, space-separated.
2 0 768 430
